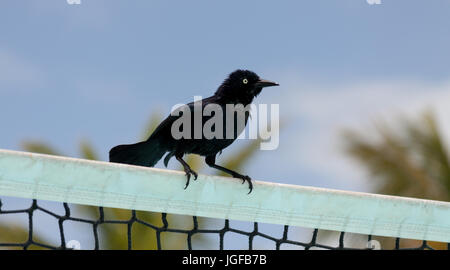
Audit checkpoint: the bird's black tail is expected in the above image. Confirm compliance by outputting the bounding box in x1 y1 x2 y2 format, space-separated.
109 138 166 167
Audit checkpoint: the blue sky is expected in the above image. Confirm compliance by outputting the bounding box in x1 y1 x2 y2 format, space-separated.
1 0 450 194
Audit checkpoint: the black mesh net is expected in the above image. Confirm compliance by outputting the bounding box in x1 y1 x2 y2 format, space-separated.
1 197 449 250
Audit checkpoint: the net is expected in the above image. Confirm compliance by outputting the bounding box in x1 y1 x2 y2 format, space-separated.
1 198 448 250
1 149 450 250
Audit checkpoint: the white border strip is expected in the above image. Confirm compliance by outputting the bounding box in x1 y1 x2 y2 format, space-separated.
1 149 450 242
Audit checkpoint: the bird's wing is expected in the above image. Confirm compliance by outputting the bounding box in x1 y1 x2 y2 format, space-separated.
185 95 219 108
147 113 179 140
148 95 219 141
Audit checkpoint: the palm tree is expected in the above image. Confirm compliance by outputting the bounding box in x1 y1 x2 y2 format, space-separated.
341 109 450 249
0 112 265 249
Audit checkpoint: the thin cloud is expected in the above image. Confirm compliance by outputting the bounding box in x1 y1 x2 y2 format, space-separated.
276 78 450 192
0 49 45 91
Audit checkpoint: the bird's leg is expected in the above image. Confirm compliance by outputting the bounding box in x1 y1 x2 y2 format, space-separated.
205 155 253 194
176 154 198 189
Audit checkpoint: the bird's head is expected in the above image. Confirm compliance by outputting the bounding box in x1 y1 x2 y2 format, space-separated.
215 70 279 103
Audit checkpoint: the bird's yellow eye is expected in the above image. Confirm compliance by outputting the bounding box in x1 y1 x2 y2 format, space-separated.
242 78 248 84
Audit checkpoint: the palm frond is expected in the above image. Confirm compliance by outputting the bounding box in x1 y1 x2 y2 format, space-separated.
80 140 99 160
342 110 450 201
0 224 52 250
21 141 61 156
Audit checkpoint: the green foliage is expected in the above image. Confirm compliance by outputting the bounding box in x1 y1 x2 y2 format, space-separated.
342 110 450 249
21 141 60 156
0 224 49 250
342 110 450 201
80 140 99 160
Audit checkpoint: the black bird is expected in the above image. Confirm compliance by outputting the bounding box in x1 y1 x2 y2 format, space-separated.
109 70 279 194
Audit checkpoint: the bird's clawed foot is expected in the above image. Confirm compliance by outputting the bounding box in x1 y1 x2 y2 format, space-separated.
183 168 198 189
232 174 253 194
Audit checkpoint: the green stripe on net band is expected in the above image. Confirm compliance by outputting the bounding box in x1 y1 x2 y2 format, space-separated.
0 149 450 243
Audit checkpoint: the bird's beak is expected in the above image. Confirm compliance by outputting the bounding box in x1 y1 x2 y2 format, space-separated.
255 79 279 88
